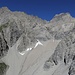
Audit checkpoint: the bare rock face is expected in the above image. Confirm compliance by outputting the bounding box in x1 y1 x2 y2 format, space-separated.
0 31 9 75
0 31 9 59
8 21 22 46
68 60 75 75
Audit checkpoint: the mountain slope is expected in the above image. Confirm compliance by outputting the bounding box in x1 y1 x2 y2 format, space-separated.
0 7 75 75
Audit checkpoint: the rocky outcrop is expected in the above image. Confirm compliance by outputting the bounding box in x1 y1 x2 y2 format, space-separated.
68 60 75 75
0 31 9 59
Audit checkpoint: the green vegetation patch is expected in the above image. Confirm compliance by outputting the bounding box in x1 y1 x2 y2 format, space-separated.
0 22 10 32
0 62 8 75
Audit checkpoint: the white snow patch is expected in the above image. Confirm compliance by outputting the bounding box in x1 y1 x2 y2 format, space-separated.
34 39 43 48
19 51 25 55
19 47 32 55
19 39 43 55
26 48 32 51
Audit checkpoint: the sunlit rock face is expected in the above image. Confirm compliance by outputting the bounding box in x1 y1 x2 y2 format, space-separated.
1 7 75 75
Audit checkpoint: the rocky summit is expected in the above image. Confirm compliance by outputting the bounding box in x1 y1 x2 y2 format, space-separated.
0 7 75 75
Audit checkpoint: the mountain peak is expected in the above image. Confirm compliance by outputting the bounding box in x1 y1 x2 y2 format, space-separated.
50 13 72 23
0 7 11 14
54 13 71 18
0 7 10 10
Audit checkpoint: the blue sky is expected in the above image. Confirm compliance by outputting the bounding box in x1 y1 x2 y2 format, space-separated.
0 0 75 21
